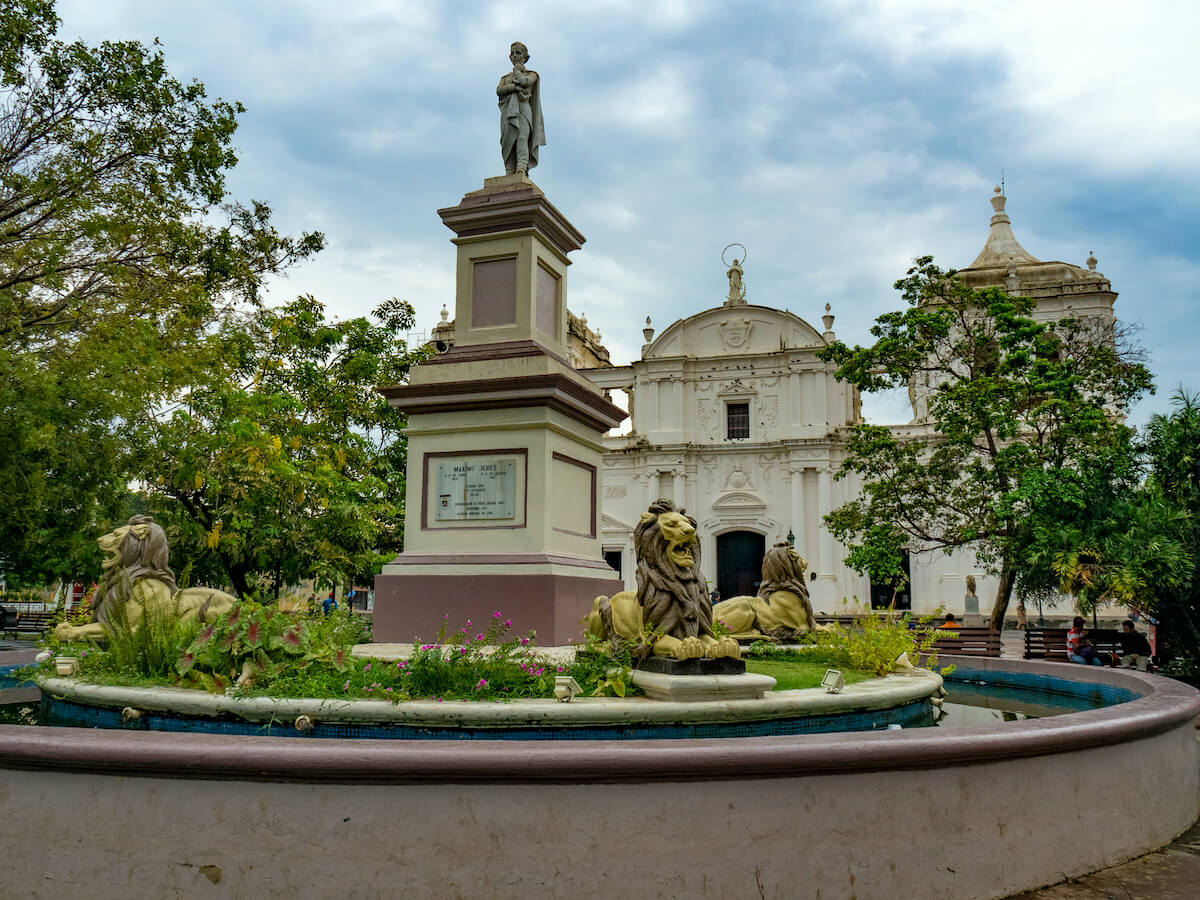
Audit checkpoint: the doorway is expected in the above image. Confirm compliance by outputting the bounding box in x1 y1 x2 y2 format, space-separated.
603 549 622 579
716 531 766 600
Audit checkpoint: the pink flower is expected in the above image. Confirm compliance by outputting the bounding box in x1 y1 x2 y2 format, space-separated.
476 678 488 689
556 666 564 672
465 619 472 627
443 613 449 619
504 619 512 627
535 667 545 676
476 633 484 641
436 698 443 703
520 637 530 645
385 687 393 693
364 663 371 672
493 610 502 618
342 681 349 691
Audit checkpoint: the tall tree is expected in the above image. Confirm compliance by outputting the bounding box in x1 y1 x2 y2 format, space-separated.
819 257 1152 629
132 296 425 598
0 1 321 583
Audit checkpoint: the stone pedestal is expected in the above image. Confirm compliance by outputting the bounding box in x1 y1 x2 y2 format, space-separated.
631 670 777 702
373 176 626 644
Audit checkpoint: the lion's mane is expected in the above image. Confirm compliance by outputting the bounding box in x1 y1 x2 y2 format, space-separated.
757 541 815 634
633 498 713 640
95 515 178 627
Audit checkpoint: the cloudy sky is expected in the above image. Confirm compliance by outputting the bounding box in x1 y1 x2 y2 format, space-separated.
58 0 1199 425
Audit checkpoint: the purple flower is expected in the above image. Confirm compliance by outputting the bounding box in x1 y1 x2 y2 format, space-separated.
364 663 371 672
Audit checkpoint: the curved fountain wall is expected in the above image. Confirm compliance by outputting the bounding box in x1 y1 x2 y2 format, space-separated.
1 654 1196 899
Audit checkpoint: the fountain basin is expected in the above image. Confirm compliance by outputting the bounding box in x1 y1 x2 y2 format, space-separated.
34 669 942 739
0 655 1196 899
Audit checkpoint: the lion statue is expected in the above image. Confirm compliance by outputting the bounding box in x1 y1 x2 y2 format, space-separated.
713 542 818 642
54 515 239 642
586 499 741 661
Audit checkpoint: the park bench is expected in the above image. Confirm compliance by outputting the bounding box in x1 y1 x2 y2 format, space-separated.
0 608 57 638
927 627 1003 657
1023 627 1126 663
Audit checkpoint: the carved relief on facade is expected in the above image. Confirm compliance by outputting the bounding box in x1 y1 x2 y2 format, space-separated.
695 398 718 439
756 451 780 483
719 317 753 350
723 462 755 491
698 454 719 491
603 485 627 499
760 395 779 430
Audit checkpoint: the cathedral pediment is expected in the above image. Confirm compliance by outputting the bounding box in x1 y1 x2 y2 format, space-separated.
712 490 767 512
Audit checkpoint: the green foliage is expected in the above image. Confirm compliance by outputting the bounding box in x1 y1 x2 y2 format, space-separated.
50 608 637 703
745 610 953 677
819 257 1152 628
744 658 873 691
175 601 355 693
101 578 200 678
130 295 427 597
0 1 322 584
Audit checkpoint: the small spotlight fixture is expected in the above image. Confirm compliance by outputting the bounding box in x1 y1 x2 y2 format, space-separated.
821 668 845 694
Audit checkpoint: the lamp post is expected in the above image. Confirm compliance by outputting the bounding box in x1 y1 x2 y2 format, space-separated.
787 527 794 547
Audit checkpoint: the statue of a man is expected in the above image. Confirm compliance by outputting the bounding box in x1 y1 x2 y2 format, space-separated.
497 41 545 176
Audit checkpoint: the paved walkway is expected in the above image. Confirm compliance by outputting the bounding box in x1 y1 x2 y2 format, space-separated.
1009 816 1200 899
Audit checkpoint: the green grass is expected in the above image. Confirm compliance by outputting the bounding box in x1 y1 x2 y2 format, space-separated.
745 658 874 691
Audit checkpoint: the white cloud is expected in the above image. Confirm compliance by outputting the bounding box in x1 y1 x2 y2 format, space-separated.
828 0 1200 177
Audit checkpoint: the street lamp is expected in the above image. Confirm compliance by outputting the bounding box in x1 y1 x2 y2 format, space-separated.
786 527 794 547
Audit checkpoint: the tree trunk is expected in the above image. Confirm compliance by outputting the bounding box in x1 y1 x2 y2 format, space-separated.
988 565 1016 631
223 560 251 600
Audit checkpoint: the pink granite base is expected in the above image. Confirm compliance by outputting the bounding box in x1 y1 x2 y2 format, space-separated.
373 562 622 645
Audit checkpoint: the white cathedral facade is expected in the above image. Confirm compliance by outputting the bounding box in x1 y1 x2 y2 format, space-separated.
582 188 1118 618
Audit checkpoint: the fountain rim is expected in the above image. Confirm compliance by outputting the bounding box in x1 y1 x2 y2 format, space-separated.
1 656 1196 785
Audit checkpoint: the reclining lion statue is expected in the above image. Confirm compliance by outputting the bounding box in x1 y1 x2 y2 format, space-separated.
586 499 741 661
713 541 818 642
54 515 238 642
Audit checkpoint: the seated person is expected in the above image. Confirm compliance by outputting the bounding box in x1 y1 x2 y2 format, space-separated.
1119 619 1152 671
1067 616 1103 665
939 612 961 629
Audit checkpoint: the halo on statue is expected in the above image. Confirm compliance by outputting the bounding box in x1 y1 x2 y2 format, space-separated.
721 243 747 268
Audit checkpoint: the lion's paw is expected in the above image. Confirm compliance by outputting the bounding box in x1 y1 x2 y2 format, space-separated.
715 637 742 659
676 636 705 660
53 622 78 641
